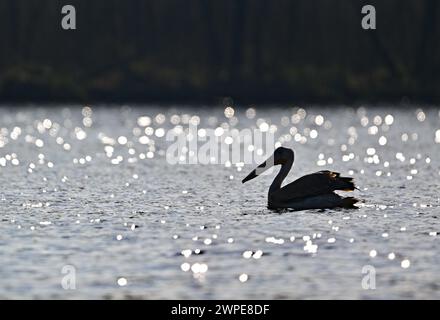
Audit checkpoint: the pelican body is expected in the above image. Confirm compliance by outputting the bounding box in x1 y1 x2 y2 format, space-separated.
242 147 358 210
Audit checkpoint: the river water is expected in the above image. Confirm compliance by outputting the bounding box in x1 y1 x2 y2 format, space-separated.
0 104 439 299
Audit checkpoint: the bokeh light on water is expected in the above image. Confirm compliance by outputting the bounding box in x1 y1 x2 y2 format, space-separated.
0 105 439 299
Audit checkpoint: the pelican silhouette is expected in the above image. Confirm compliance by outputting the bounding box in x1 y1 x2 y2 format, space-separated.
242 147 359 210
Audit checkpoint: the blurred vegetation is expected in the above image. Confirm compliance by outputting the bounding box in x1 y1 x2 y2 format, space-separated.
0 0 439 104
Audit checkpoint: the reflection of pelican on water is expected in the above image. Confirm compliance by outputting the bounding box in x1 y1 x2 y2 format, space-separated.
242 147 359 210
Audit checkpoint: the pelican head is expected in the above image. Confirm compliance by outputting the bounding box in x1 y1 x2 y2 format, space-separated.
242 147 294 183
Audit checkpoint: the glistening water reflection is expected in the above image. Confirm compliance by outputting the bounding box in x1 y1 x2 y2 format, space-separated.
0 105 439 299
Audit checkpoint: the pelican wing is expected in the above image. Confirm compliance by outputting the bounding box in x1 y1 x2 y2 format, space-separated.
270 171 355 202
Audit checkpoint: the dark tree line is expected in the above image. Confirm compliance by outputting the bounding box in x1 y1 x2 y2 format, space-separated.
0 0 439 104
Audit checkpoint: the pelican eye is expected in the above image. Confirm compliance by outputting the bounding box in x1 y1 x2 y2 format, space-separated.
278 159 286 165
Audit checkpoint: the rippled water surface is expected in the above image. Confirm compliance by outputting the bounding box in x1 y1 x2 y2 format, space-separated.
1 105 440 299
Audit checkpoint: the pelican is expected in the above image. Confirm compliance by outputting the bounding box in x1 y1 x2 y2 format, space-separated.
242 147 359 210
